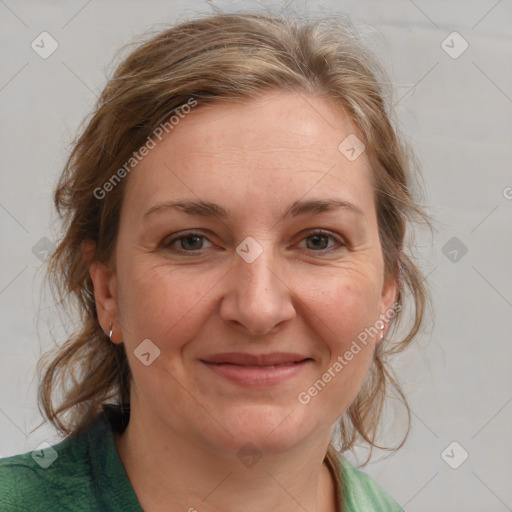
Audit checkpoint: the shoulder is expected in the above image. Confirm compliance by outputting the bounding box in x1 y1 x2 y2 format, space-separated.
0 418 103 512
338 456 404 512
0 406 141 512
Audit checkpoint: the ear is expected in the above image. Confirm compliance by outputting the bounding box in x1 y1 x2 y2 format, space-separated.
377 271 399 344
82 240 121 343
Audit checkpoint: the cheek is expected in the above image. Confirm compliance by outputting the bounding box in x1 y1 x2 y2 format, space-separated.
116 260 227 362
300 279 379 408
116 265 215 395
307 276 381 345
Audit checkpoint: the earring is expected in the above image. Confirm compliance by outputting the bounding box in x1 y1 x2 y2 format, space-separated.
108 323 113 342
379 324 384 340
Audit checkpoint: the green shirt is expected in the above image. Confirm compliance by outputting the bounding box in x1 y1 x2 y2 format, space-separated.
0 405 403 511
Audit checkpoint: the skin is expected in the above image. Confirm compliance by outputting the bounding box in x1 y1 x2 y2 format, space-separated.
88 91 397 512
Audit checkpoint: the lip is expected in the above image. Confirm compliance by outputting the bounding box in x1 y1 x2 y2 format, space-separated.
201 352 309 366
200 352 313 387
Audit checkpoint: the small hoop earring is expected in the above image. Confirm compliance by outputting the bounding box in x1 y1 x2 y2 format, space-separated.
108 323 113 341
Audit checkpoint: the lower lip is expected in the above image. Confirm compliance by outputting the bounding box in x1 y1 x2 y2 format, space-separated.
201 360 311 387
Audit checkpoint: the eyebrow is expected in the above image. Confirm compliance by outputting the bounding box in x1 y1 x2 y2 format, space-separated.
142 198 364 221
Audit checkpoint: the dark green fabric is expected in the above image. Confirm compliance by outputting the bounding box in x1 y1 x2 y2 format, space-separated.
0 405 403 511
0 405 142 511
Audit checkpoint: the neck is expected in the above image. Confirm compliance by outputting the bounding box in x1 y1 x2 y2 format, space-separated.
114 396 338 512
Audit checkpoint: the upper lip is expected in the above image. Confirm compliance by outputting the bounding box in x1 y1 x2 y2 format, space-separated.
201 352 311 366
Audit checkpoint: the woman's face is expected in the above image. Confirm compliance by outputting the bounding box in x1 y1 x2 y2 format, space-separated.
94 91 396 456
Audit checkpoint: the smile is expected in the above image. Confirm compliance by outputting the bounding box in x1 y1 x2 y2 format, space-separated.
200 353 313 387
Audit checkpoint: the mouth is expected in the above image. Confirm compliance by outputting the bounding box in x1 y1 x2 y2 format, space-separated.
200 353 313 387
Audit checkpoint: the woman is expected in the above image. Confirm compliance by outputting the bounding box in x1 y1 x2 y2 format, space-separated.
0 12 428 511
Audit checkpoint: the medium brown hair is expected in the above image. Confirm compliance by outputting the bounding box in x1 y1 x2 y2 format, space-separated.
39 11 430 463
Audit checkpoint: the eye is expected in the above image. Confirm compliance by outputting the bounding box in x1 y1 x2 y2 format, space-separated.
161 229 345 255
161 231 213 253
297 230 345 252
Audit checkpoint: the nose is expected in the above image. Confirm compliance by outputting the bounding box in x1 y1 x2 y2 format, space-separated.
219 243 296 336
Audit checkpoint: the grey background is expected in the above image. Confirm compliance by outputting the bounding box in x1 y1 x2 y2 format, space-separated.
1 0 511 510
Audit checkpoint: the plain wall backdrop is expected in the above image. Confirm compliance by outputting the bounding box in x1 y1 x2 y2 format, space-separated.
1 1 511 511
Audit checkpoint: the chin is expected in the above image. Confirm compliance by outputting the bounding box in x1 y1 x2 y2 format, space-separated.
211 403 322 456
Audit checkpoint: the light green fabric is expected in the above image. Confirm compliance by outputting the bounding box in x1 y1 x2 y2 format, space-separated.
337 457 403 511
0 405 403 511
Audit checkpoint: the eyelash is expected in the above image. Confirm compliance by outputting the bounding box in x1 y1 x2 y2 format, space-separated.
161 230 345 255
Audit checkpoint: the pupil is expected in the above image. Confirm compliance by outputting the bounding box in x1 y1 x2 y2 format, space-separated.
182 236 202 250
307 235 327 250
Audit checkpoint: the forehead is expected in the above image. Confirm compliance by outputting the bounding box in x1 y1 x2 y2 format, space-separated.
122 91 374 220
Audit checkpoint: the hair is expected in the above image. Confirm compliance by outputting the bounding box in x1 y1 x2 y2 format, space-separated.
38 11 430 467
